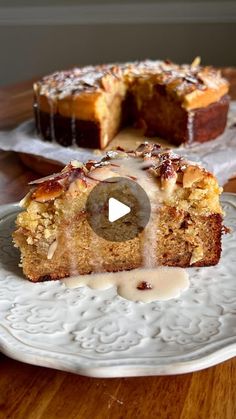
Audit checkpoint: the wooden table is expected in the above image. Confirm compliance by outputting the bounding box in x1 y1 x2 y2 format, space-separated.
0 73 236 419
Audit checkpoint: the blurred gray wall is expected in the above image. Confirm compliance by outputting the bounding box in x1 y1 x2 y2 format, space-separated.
0 1 236 86
1 0 228 5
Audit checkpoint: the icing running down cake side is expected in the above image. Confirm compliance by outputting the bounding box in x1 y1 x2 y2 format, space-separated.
33 58 230 149
13 143 224 282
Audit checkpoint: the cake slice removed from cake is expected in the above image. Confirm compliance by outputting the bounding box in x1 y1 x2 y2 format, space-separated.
13 143 224 282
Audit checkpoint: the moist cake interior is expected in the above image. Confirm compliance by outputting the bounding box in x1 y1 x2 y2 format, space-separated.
13 143 224 282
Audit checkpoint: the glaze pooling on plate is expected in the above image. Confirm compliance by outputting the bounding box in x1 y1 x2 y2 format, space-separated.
0 194 236 376
62 267 190 303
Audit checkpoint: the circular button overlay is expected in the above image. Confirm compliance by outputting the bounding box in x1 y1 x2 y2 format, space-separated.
86 177 151 242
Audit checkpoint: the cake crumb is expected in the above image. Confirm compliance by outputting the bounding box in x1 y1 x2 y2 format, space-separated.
137 281 152 290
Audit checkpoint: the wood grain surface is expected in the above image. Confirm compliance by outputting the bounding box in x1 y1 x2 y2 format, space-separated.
0 70 236 419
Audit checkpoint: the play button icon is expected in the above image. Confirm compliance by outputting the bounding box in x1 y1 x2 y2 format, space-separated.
86 177 151 242
108 198 131 223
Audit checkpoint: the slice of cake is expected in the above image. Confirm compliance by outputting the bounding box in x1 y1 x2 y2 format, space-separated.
34 59 229 149
13 143 224 282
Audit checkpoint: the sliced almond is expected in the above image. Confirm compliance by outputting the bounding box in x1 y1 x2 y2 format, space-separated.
161 170 177 189
190 244 204 265
47 240 58 260
70 160 83 168
191 56 201 68
88 166 119 181
68 178 88 194
32 181 64 203
19 191 33 208
183 165 204 188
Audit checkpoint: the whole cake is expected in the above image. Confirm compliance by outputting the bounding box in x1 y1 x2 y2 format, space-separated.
34 58 229 149
13 143 224 282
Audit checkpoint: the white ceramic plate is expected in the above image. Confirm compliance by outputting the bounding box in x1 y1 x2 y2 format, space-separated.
0 193 236 377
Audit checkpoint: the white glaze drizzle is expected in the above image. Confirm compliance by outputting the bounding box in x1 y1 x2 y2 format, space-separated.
98 155 172 267
89 154 181 270
62 267 190 303
48 97 55 141
35 89 42 137
63 152 189 302
187 111 194 143
71 94 77 145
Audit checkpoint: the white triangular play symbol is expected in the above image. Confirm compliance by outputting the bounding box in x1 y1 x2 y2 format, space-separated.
108 197 131 223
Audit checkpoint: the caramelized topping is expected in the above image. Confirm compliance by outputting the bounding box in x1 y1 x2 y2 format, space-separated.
34 59 228 103
32 181 64 203
28 142 207 204
30 166 87 202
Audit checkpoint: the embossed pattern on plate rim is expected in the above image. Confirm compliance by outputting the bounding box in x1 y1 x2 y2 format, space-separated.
0 193 236 377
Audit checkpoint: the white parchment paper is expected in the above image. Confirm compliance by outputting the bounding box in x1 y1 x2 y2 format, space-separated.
1 102 236 185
